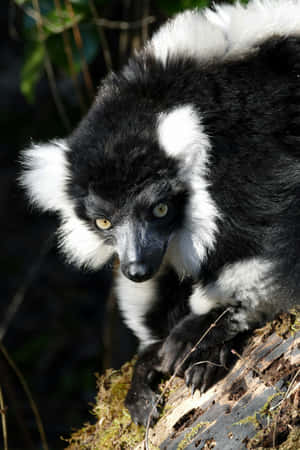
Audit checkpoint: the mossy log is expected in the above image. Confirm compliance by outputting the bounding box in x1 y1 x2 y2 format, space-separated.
65 311 300 450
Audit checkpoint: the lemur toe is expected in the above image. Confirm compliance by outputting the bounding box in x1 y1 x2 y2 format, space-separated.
158 334 193 375
184 343 232 394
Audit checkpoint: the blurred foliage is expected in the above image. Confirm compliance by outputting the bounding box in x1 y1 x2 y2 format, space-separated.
159 0 209 14
15 0 215 103
21 40 45 102
17 0 104 102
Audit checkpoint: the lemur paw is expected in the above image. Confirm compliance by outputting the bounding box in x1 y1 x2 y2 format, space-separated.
157 310 249 393
158 310 229 375
184 343 231 394
158 329 231 386
125 384 161 426
184 331 250 393
126 343 162 426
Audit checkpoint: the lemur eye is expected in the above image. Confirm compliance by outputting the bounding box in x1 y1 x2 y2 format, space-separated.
152 203 168 218
95 218 112 230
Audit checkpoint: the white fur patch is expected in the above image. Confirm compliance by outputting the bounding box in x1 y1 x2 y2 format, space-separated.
20 139 72 214
215 258 273 301
148 0 300 65
116 270 159 348
159 105 220 278
189 283 220 316
148 9 227 65
20 139 114 270
157 105 209 159
190 258 275 329
57 214 114 270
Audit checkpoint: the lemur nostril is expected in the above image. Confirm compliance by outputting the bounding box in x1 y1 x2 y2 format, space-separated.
126 262 152 282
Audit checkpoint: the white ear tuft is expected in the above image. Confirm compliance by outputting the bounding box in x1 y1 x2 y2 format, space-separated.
58 215 114 269
160 105 220 278
157 105 210 160
20 139 72 214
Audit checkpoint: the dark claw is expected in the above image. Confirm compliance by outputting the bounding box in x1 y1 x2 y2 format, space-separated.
220 345 230 369
146 369 161 387
201 364 217 393
183 343 234 394
200 382 206 395
184 367 192 387
191 383 196 396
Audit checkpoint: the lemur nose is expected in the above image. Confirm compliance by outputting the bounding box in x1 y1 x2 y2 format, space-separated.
126 262 152 282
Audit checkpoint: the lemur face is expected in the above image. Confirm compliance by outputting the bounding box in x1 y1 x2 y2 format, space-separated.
75 183 187 282
20 102 213 281
60 114 189 281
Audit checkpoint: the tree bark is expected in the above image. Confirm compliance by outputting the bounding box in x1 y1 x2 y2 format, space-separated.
66 312 300 450
139 314 300 449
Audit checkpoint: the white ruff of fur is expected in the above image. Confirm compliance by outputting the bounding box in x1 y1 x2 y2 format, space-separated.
20 139 73 214
20 139 114 270
190 258 275 330
157 105 220 278
148 0 300 65
57 215 114 269
116 271 159 348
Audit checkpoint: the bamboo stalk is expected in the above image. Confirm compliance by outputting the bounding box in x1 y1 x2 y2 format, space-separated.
32 0 71 131
54 0 87 113
65 0 95 101
0 342 49 450
89 0 113 72
0 386 8 450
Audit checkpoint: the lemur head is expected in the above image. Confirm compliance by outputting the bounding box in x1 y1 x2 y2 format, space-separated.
20 80 218 282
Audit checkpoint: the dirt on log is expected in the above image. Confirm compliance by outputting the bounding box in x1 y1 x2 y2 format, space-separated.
65 311 300 450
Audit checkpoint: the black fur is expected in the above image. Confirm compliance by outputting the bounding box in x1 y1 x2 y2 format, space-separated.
66 35 300 425
22 10 300 427
68 36 300 283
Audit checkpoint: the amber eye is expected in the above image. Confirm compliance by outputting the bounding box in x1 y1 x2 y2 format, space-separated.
152 203 168 218
95 218 112 230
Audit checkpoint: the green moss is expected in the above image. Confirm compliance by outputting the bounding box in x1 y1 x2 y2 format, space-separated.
273 308 300 337
158 377 183 417
65 359 145 450
279 427 300 450
259 392 282 417
233 393 282 432
243 385 298 448
254 309 300 339
233 412 260 429
65 310 300 449
290 308 300 334
177 422 210 450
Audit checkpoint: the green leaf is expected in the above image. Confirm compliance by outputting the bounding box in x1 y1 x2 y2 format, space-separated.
22 0 55 31
43 8 84 34
21 42 45 103
47 24 99 74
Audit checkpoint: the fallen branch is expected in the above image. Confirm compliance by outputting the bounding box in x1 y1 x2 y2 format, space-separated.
144 308 230 450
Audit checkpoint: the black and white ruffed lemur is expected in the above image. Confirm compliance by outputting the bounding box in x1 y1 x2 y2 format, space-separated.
20 0 300 426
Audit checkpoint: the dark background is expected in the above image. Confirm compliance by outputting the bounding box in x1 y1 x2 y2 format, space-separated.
0 0 216 448
0 1 143 448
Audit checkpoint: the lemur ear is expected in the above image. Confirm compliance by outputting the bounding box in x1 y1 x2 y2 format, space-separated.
20 139 72 214
157 104 210 162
